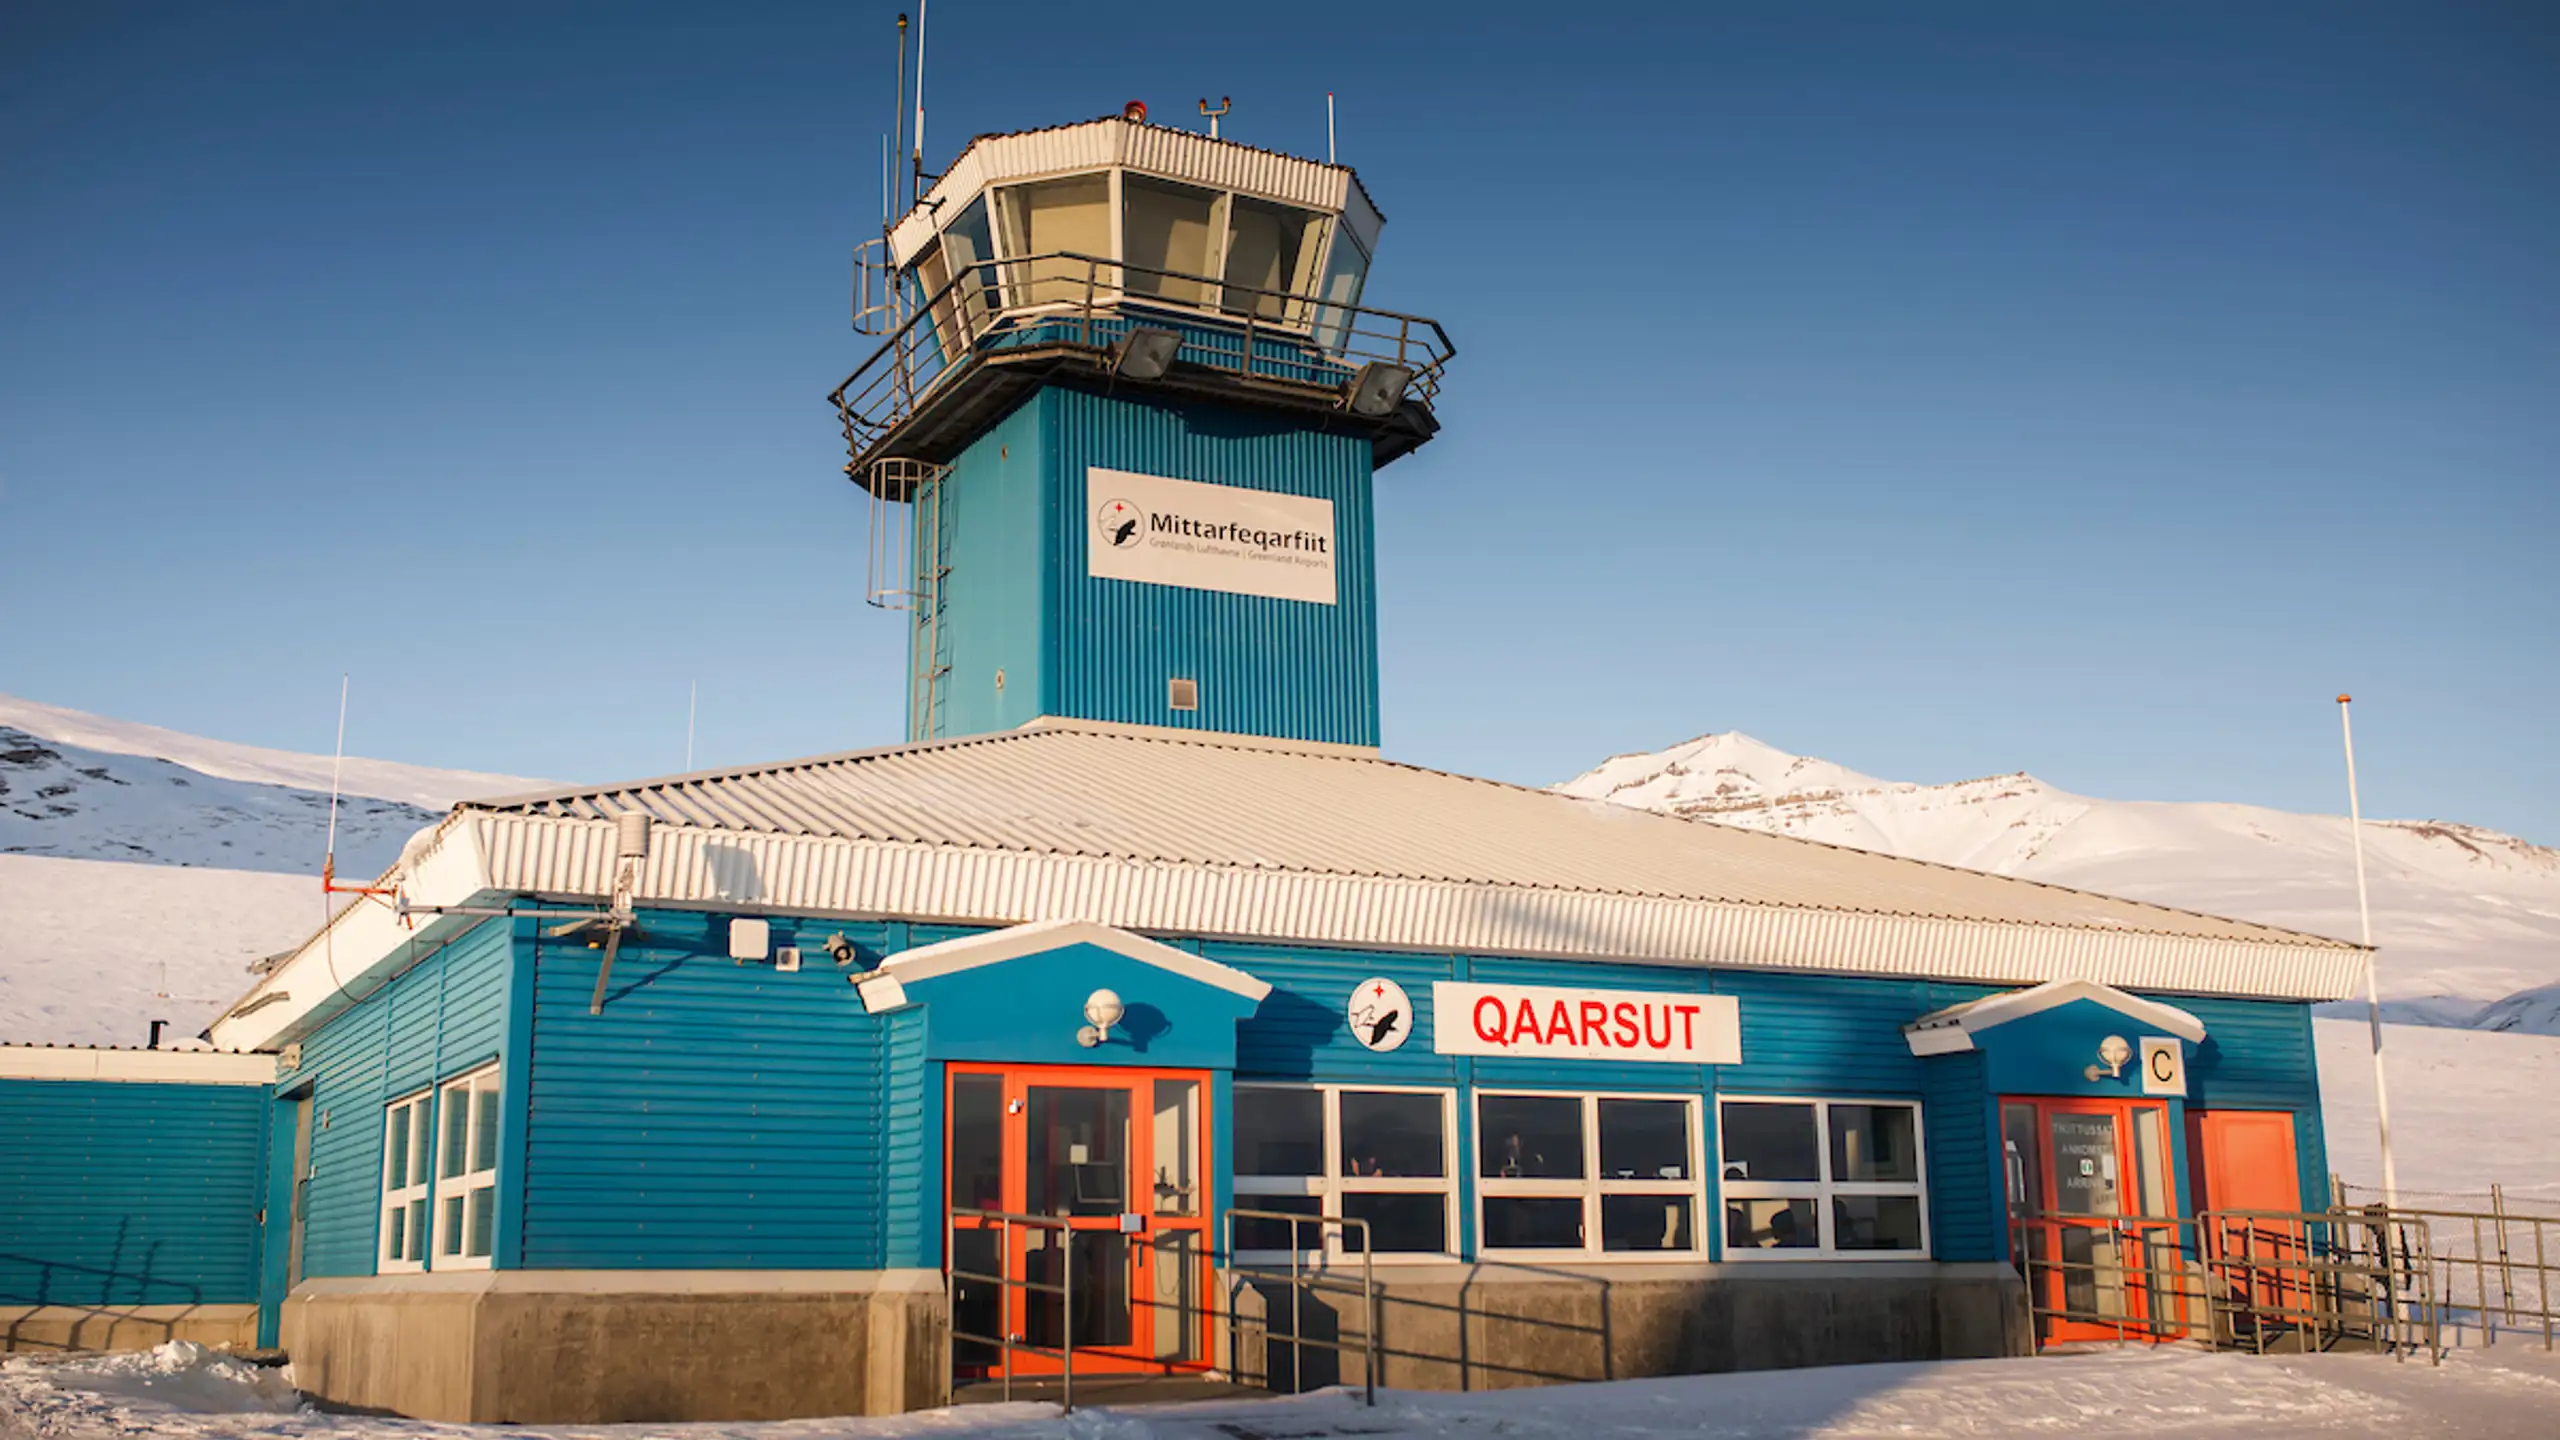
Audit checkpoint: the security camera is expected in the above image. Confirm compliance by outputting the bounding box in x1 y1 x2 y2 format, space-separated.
823 932 860 966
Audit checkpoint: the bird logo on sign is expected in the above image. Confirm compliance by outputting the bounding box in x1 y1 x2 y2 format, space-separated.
1347 978 1412 1053
1097 498 1145 549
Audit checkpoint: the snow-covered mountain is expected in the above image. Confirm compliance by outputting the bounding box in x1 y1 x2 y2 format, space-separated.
0 695 548 1046
1558 733 2560 1032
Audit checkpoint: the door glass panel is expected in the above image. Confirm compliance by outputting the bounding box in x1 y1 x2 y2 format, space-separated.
1025 1228 1132 1351
1152 1079 1200 1216
1150 1231 1201 1361
951 1074 1005 1212
1027 1086 1128 1217
2001 1102 2040 1214
1341 1091 1443 1178
2130 1107 2171 1218
2050 1113 2121 1217
1478 1095 1583 1179
951 1227 1003 1371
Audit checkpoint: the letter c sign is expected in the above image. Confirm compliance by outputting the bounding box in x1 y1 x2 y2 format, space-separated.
2139 1037 2186 1096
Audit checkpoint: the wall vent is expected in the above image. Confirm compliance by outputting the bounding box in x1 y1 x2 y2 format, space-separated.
1168 678 1200 712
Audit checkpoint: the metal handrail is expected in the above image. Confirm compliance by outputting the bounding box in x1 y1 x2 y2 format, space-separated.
1220 1206 1377 1405
946 1206 1081 1409
2329 1198 2558 1349
827 251 1455 476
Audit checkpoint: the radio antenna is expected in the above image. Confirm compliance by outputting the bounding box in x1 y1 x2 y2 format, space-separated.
892 14 909 218
322 674 348 895
911 0 930 199
1327 92 1336 163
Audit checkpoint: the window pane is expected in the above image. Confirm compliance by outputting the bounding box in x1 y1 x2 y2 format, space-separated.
1340 1092 1443 1179
410 1102 431 1186
1153 1079 1200 1216
1720 1102 1819 1182
1598 1099 1690 1180
442 1194 464 1254
1482 1196 1583 1250
407 1199 428 1262
950 1074 1005 1211
1312 230 1369 352
386 1204 406 1261
467 1187 496 1258
1231 1192 1322 1252
441 1085 469 1179
1234 1089 1323 1177
1341 1191 1447 1255
472 1085 501 1175
1830 1104 1919 1184
1223 198 1323 318
1833 1194 1925 1252
1123 176 1218 306
997 174 1109 307
1601 1194 1694 1252
387 1106 411 1189
942 196 996 329
1725 1197 1818 1251
1478 1095 1583 1180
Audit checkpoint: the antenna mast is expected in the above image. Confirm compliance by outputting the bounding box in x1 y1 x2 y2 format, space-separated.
892 14 910 219
911 0 929 200
2338 694 2399 1207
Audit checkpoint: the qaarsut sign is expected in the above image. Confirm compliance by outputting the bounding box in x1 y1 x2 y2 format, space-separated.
1430 982 1741 1064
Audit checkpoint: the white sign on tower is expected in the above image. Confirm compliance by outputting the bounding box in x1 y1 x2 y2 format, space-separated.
1085 466 1337 605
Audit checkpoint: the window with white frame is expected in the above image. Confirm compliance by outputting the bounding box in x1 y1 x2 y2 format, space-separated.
1475 1092 1703 1256
435 1064 502 1267
1233 1085 1454 1259
1718 1099 1927 1259
379 1088 433 1272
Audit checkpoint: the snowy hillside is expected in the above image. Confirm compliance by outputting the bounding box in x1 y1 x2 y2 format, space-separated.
1559 733 2560 1030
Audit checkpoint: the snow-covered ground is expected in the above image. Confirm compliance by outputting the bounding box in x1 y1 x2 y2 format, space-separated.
1559 733 2560 1033
7 1341 2560 1440
2314 1017 2560 1207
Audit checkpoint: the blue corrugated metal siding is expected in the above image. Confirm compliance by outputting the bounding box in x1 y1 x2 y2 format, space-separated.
1715 973 1961 1098
925 401 1050 741
518 914 902 1269
0 1079 265 1306
1046 388 1379 746
1920 1051 2002 1262
881 1008 936 1268
288 919 511 1277
1223 941 1455 1084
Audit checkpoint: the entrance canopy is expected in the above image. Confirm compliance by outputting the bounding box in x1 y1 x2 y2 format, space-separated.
855 919 1270 1069
1902 979 2206 1101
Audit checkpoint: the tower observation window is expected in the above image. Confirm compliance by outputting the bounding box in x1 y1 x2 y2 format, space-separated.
1122 176 1222 307
1312 229 1370 352
1223 197 1325 321
996 174 1110 308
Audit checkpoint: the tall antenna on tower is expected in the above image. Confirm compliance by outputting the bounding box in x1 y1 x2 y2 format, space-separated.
892 14 910 219
911 0 930 199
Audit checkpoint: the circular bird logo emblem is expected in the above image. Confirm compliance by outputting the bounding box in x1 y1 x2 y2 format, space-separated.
1096 498 1145 549
1347 978 1413 1053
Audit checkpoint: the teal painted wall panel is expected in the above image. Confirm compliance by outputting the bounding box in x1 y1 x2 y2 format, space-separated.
927 400 1050 740
881 1008 937 1269
1919 1052 2002 1262
1223 941 1456 1084
518 913 902 1269
905 942 1258 1069
0 1078 265 1306
1713 973 1953 1098
287 919 513 1278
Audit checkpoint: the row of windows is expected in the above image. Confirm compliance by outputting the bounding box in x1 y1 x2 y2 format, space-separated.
379 1063 501 1273
1233 1086 1928 1262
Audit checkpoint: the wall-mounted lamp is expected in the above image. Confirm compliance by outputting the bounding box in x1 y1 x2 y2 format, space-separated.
1077 988 1125 1048
2085 1034 2133 1082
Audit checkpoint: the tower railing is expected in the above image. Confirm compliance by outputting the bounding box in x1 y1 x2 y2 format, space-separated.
828 252 1455 486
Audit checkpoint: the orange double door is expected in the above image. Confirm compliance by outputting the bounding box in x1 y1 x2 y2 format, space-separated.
946 1063 1214 1379
2002 1096 2183 1341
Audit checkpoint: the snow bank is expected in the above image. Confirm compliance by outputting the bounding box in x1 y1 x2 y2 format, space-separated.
1 1340 304 1427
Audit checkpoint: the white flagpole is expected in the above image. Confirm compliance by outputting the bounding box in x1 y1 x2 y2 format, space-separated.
2338 693 2398 1208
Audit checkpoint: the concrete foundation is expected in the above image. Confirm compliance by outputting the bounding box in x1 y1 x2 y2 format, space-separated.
1229 1261 2033 1392
279 1270 946 1422
0 1303 259 1354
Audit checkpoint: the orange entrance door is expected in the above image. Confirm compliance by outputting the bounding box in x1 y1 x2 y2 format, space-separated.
2189 1110 2307 1325
946 1063 1212 1379
2002 1096 2181 1342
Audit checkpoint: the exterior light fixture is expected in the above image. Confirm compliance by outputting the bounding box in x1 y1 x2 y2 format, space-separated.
1077 988 1125 1048
1343 361 1414 418
1112 327 1182 381
2086 1034 2134 1082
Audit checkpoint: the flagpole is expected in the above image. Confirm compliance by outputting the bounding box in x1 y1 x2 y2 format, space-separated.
2338 694 2398 1208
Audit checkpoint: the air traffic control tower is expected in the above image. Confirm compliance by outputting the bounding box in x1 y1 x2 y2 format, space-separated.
832 107 1452 748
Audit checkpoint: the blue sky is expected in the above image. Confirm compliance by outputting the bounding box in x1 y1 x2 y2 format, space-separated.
4 2 2552 840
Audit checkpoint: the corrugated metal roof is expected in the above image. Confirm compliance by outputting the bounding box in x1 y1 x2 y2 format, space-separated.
463 718 2361 974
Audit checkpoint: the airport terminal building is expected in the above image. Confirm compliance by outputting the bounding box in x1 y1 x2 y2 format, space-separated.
1 115 2365 1422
